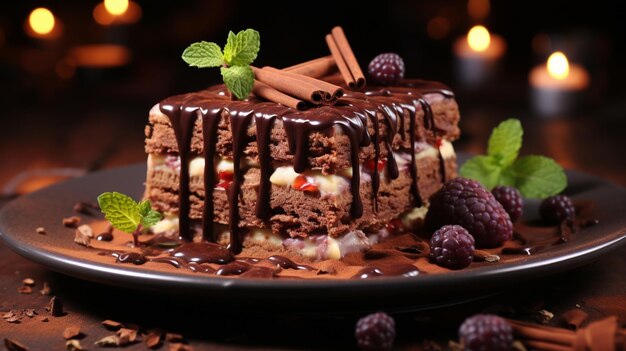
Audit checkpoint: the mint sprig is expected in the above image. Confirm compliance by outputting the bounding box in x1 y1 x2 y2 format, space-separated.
97 192 162 246
182 29 260 100
459 118 567 198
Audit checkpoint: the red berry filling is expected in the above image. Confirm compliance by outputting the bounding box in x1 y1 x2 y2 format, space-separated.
292 175 318 193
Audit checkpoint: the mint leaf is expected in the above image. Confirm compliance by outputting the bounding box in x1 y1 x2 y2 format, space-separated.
487 119 523 168
182 41 224 68
141 209 162 228
97 192 140 234
137 200 151 217
459 155 503 190
223 29 260 66
221 65 254 100
506 155 567 198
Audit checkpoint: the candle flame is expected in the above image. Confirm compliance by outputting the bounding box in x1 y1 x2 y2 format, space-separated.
467 25 491 52
547 52 570 80
104 0 129 16
29 8 55 35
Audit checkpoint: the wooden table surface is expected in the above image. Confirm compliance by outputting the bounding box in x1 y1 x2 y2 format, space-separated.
1 97 625 350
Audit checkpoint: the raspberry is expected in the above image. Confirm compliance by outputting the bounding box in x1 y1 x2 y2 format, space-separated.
459 314 513 351
355 312 396 351
540 195 575 224
368 53 405 85
425 177 513 248
429 225 475 269
491 186 524 222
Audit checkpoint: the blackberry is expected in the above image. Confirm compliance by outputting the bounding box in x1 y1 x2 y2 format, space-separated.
425 177 513 248
491 186 524 222
459 314 513 351
429 225 475 270
355 312 396 351
540 195 575 224
368 53 405 85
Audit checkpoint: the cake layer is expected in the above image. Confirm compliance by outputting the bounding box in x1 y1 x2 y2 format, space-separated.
145 89 460 174
145 142 456 238
147 79 460 252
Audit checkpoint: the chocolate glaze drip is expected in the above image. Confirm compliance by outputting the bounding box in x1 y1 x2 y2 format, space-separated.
158 80 453 253
267 255 315 271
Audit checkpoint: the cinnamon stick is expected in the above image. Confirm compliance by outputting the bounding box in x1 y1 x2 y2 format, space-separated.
252 80 308 110
253 66 325 104
524 340 572 351
283 56 336 78
325 34 357 89
264 67 343 101
327 26 366 89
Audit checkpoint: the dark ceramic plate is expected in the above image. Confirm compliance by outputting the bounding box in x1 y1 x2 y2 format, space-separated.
1 159 626 312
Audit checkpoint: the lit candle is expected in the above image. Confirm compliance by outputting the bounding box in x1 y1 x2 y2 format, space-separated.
24 7 63 40
453 25 506 88
93 0 142 26
529 51 590 116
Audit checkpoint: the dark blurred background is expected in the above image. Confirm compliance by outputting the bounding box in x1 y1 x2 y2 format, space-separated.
1 0 625 195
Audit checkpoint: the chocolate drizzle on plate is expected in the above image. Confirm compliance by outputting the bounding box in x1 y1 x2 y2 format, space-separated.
159 79 453 254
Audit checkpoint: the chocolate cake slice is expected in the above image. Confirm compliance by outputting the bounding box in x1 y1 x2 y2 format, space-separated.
144 80 460 260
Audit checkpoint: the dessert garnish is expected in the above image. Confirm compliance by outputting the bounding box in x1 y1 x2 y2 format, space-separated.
491 185 524 222
355 312 396 351
97 192 162 247
182 28 260 100
426 177 513 248
429 224 475 269
367 53 405 85
460 118 567 198
540 195 575 224
458 314 513 351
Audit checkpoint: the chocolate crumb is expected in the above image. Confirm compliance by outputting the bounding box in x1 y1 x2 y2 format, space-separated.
102 319 124 330
17 286 32 294
40 282 51 295
39 316 49 322
4 338 28 351
24 309 36 318
22 278 35 286
46 296 64 317
3 310 17 319
73 202 93 215
511 340 528 351
118 328 138 343
63 216 81 228
145 332 161 349
168 343 193 351
5 315 20 323
94 335 121 346
66 340 85 351
74 224 93 247
165 333 184 342
446 340 462 351
63 326 81 340
36 227 46 235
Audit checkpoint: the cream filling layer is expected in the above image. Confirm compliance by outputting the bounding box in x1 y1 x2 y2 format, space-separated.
148 140 455 196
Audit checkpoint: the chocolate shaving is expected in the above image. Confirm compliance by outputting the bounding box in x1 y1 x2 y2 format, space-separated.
474 250 500 262
36 227 46 235
562 309 588 329
22 278 35 286
252 80 307 110
118 328 138 343
63 216 81 228
5 315 20 323
326 26 366 89
66 340 85 351
40 282 51 295
17 286 32 294
24 309 36 318
283 56 337 78
2 310 17 319
46 296 64 317
145 332 161 349
63 326 81 340
94 335 121 346
74 224 93 247
102 319 124 330
165 333 184 342
39 316 49 322
4 338 28 351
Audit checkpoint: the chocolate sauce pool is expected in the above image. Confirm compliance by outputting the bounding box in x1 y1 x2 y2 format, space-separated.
159 80 453 253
